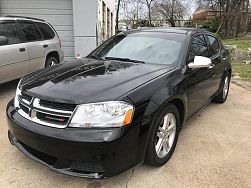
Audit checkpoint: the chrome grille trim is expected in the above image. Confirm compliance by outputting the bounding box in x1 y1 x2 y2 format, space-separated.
15 92 76 129
33 98 73 115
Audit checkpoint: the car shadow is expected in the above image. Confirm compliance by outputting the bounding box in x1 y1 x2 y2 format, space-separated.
0 79 20 98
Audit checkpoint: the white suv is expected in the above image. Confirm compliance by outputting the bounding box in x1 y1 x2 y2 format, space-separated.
0 16 64 84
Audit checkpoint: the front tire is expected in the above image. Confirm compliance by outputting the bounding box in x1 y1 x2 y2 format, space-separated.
145 104 180 167
213 72 230 103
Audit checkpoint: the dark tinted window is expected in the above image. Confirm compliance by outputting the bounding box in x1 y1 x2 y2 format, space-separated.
20 22 42 42
207 35 220 55
189 34 209 62
0 21 20 45
36 22 55 40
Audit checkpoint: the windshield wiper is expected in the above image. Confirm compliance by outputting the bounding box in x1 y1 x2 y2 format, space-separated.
105 57 145 64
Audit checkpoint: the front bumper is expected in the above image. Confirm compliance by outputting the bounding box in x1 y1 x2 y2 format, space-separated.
6 100 147 178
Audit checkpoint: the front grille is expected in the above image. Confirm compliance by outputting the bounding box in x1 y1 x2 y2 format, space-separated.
16 92 75 128
19 103 29 114
21 92 32 102
39 99 76 111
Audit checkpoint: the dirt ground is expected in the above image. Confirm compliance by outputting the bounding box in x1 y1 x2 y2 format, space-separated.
0 81 250 188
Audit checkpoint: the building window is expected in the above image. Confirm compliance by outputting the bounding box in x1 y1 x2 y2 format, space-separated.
102 1 106 40
107 8 110 38
111 13 114 36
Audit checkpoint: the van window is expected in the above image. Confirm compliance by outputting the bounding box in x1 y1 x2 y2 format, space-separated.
0 21 21 45
36 22 55 40
20 22 42 42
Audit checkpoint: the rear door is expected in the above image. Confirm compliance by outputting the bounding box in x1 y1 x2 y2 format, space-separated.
186 33 215 116
0 20 29 84
35 21 60 63
205 34 225 93
18 20 46 72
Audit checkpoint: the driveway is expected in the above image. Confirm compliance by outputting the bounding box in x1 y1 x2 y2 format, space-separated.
0 81 250 188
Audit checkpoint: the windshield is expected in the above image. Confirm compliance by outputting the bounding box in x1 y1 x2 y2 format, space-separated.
91 32 186 65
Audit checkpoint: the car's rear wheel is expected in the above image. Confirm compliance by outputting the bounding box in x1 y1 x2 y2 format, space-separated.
213 72 230 103
45 56 59 67
145 104 180 166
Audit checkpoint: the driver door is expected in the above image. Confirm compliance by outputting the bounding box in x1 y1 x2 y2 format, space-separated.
186 33 216 116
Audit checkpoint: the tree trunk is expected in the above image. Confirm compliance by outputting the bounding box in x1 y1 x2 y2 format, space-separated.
245 0 249 33
223 0 230 38
115 0 121 31
170 20 175 27
171 0 174 27
148 4 152 26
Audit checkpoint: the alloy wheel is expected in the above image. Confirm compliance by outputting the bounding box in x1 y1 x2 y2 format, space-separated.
49 60 56 66
223 76 229 99
155 113 176 158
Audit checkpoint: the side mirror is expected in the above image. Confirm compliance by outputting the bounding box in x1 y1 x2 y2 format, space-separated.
188 56 213 69
0 36 9 46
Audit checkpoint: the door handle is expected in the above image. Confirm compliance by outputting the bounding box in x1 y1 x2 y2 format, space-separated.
19 48 25 52
43 44 48 48
222 57 227 61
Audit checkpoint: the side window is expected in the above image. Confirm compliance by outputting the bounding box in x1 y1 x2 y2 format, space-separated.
207 35 220 56
188 34 209 62
20 22 42 42
0 21 21 45
36 22 55 40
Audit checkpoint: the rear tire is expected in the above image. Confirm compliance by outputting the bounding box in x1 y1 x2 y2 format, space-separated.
45 56 59 67
145 104 180 167
213 72 230 103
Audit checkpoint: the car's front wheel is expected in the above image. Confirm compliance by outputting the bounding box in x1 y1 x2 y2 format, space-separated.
145 104 180 166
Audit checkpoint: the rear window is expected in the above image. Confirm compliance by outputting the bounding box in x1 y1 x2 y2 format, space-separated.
20 21 42 42
36 22 55 40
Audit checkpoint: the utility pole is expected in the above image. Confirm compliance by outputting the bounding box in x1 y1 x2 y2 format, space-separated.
116 0 121 31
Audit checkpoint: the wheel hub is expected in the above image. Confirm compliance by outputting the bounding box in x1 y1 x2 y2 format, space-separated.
223 76 229 98
49 60 56 66
155 113 176 158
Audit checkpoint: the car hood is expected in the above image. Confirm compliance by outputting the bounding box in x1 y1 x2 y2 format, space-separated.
20 58 174 104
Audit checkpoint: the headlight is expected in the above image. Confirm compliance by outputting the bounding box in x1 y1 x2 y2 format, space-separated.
69 101 134 128
14 79 22 108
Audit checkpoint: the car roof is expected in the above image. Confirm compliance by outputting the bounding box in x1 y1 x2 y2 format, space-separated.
124 27 211 36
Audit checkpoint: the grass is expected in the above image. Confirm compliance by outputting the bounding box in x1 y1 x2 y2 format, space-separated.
222 39 251 50
231 61 251 81
221 38 251 81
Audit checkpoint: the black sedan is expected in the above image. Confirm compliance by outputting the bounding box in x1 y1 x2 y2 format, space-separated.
6 28 231 178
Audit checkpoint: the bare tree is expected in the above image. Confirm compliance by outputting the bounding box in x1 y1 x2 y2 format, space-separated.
121 0 145 25
143 0 155 26
196 0 250 38
154 0 187 26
